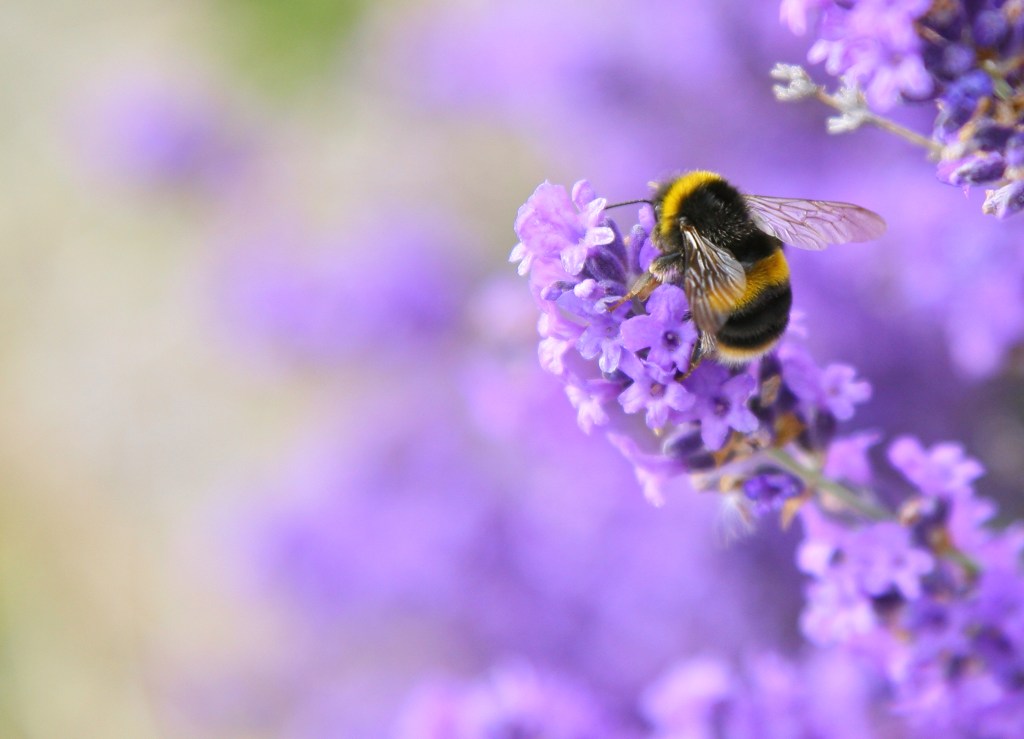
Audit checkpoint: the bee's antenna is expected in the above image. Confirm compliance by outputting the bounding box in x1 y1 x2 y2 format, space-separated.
605 198 653 210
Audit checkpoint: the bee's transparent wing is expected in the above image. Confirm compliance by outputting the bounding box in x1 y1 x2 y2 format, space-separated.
680 226 747 335
744 194 886 251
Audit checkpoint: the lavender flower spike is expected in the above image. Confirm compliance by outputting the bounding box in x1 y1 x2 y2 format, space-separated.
780 0 1024 216
512 179 873 515
513 179 1024 729
798 437 1024 736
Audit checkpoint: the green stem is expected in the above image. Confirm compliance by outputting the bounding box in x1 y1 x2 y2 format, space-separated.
766 449 985 578
945 547 982 581
766 448 893 521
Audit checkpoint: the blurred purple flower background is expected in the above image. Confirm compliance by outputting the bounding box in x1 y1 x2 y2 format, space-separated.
7 0 1024 737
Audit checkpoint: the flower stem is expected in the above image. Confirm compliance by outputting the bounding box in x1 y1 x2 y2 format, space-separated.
766 448 893 521
813 90 942 156
944 546 982 581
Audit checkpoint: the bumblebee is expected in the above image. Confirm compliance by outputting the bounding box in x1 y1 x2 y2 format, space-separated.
610 171 886 369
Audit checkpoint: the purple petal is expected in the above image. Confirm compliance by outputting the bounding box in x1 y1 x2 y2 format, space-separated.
647 284 689 323
700 415 730 451
620 314 663 352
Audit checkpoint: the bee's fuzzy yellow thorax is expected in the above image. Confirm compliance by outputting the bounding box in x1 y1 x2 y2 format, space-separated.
657 170 725 239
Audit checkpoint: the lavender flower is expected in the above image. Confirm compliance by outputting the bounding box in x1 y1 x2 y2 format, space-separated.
618 353 695 430
512 178 872 509
393 662 623 738
641 651 885 738
148 1 1024 733
801 0 933 110
780 1 1024 217
398 652 888 738
797 437 1024 735
888 435 985 500
799 510 935 643
513 176 1024 734
742 468 805 515
226 269 805 732
619 284 698 371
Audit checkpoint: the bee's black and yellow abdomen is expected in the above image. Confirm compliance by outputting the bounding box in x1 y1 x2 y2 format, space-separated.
715 281 792 363
715 249 792 364
650 171 796 365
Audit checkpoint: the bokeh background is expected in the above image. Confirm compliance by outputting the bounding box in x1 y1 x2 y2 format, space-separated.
3 0 1024 736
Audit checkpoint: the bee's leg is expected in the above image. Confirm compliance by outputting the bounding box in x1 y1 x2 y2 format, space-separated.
679 336 706 380
607 272 661 311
